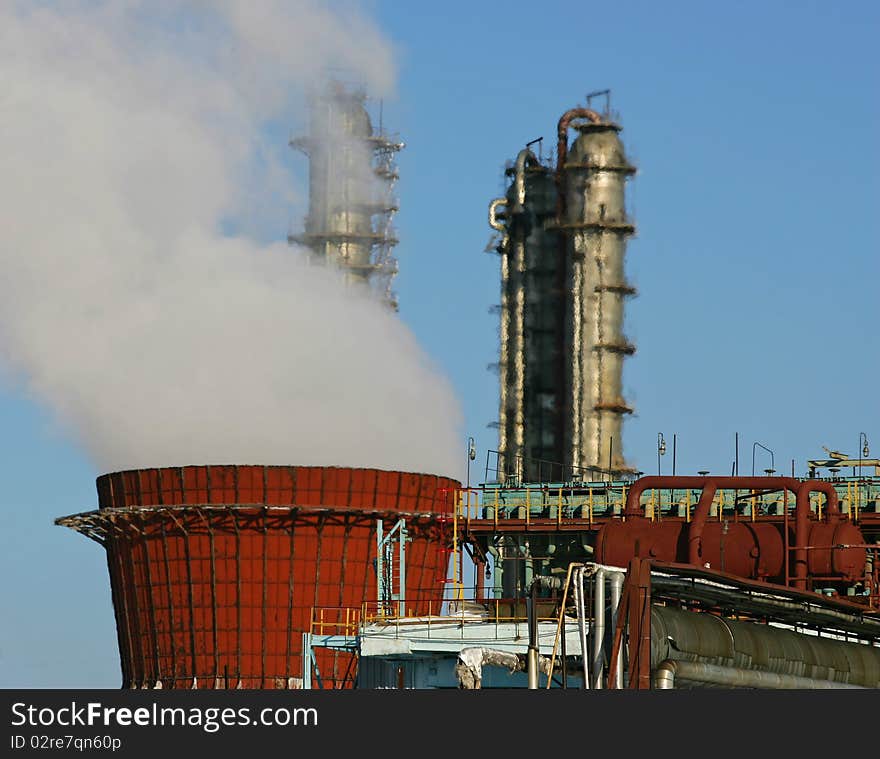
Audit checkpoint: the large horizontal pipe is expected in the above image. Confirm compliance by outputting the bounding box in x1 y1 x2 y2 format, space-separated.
651 605 880 687
653 659 867 690
625 476 800 518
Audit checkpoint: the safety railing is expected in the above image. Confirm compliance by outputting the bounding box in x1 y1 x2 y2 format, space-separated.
484 449 623 487
454 479 880 526
310 597 563 640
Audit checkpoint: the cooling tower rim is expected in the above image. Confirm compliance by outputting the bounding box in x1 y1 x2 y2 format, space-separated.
95 463 462 484
55 503 456 544
57 503 458 523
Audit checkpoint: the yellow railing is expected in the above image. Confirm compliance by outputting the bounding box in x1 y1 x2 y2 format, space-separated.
312 597 563 639
310 606 363 637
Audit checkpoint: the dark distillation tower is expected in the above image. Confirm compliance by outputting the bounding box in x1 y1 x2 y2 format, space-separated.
489 145 564 482
290 80 404 309
489 93 637 481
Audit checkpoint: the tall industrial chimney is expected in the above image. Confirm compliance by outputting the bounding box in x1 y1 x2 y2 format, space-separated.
290 80 404 309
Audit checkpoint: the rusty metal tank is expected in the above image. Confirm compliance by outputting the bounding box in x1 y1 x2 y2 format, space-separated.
596 475 868 585
58 465 459 689
595 518 787 580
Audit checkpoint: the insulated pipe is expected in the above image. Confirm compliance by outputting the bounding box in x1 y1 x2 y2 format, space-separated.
526 574 563 690
527 578 539 689
572 567 590 689
512 149 539 213
795 480 840 590
650 572 880 634
653 659 867 690
609 572 624 689
589 566 626 688
591 568 606 689
488 198 508 247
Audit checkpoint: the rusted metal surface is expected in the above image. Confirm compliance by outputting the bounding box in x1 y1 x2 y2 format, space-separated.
61 465 459 689
603 476 867 588
624 557 652 689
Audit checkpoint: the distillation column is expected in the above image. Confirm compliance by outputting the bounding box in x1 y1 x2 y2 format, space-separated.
557 109 636 475
290 80 404 308
489 148 563 482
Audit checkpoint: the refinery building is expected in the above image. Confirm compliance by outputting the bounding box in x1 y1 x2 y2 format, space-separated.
57 82 880 691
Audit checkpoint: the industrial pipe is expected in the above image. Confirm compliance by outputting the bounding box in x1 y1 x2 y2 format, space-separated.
526 574 564 689
650 570 880 636
651 604 880 687
555 108 603 216
653 659 867 690
512 149 539 214
609 571 624 689
625 477 849 588
527 574 539 689
590 566 626 689
795 480 840 590
591 567 605 689
488 198 508 247
572 567 590 689
681 476 800 566
624 476 800 519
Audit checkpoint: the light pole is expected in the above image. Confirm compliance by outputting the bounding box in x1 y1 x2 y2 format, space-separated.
657 432 666 476
467 437 476 490
858 433 869 480
752 441 774 477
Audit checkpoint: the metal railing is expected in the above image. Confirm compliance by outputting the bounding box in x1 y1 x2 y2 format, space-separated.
454 480 880 526
310 597 563 640
484 449 620 486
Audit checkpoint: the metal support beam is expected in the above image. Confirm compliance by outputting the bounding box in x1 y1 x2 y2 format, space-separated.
376 518 408 616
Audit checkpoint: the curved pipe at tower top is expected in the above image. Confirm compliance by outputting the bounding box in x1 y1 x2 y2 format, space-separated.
555 107 603 218
512 149 540 214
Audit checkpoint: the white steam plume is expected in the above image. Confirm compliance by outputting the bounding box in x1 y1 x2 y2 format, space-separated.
0 2 464 478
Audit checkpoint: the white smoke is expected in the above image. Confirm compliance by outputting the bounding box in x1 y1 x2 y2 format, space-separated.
0 1 464 478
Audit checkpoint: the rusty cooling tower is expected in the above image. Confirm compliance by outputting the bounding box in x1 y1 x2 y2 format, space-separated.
56 465 458 689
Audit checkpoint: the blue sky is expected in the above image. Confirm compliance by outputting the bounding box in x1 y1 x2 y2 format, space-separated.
1 0 877 687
